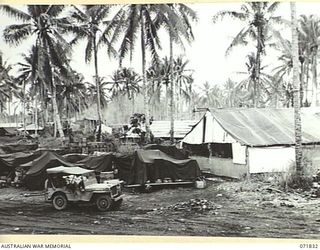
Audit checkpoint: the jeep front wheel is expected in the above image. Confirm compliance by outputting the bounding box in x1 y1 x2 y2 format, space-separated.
52 193 68 211
96 195 112 212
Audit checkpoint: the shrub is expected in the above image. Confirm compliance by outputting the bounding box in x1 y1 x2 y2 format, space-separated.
280 156 313 191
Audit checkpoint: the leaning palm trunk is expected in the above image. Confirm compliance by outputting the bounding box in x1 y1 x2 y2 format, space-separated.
93 37 102 141
169 35 174 143
291 2 303 174
140 9 151 141
311 51 318 106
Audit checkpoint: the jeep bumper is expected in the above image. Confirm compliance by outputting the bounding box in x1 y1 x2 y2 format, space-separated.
113 194 124 201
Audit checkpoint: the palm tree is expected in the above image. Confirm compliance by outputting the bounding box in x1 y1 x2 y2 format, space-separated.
237 52 273 107
16 46 41 135
198 82 223 108
0 56 16 116
56 71 88 123
1 5 73 138
291 3 302 175
86 77 110 109
118 67 141 114
106 4 164 141
157 4 197 142
213 2 281 107
222 78 242 107
173 56 194 118
68 5 116 140
299 15 320 107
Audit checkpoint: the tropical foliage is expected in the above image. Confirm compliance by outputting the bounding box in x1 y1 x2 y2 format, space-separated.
0 3 319 152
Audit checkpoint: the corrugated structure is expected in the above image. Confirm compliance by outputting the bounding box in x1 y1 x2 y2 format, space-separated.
150 120 198 139
0 123 22 134
182 108 320 178
184 108 320 146
124 120 198 139
17 124 44 131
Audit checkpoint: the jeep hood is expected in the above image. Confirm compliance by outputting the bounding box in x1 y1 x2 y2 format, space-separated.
85 183 115 191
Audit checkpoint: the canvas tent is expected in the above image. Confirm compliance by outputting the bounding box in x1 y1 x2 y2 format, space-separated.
0 123 22 134
0 127 13 136
17 124 44 133
21 151 75 190
76 153 114 172
144 144 189 160
0 151 41 170
0 143 38 154
120 149 200 185
63 153 88 163
0 157 13 177
182 108 320 178
113 153 135 182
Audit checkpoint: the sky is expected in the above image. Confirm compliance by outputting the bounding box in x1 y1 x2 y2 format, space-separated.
1 2 320 93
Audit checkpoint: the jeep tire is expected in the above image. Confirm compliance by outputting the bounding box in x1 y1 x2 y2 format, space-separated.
96 195 112 212
52 193 68 211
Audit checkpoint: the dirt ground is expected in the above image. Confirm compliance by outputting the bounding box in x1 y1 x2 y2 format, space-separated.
0 178 320 239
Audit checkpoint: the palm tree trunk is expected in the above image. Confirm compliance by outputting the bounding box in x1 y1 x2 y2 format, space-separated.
51 79 64 138
34 97 38 137
300 61 304 106
169 35 174 143
140 8 151 141
23 81 26 137
254 27 262 108
311 51 318 106
165 84 168 119
132 93 135 114
78 95 81 118
303 56 310 105
93 35 102 141
291 2 303 174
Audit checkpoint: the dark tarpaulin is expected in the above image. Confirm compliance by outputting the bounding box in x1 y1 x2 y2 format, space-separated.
21 151 75 190
0 157 13 176
150 159 201 183
144 144 189 160
113 153 135 183
76 153 114 172
0 151 41 170
0 127 13 137
63 153 88 164
126 149 200 185
0 143 38 154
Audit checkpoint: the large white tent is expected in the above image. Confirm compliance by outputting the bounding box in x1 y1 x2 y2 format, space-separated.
182 108 320 177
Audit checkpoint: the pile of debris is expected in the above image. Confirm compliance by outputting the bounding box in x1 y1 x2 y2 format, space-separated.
153 199 217 214
311 172 320 198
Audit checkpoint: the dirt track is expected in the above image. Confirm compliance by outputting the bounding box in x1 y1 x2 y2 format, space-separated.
0 178 320 238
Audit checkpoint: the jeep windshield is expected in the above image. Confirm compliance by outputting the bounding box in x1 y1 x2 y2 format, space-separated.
47 166 94 175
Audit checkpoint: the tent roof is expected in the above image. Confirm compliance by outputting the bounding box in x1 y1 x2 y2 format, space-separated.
150 120 197 139
22 151 75 175
136 149 193 165
47 166 93 175
17 124 44 131
125 120 197 139
0 123 22 128
76 153 114 172
192 108 320 146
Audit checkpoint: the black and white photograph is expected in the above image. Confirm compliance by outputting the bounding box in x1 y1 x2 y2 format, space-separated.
0 1 320 241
